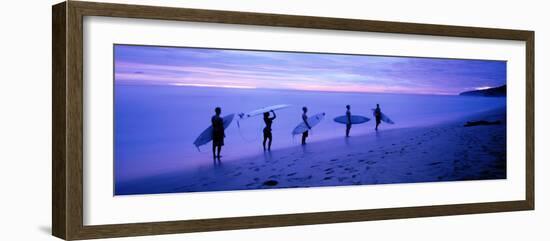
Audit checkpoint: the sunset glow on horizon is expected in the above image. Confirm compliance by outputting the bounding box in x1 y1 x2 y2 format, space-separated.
114 45 506 95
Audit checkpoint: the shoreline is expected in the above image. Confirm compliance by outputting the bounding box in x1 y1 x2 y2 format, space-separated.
116 107 506 195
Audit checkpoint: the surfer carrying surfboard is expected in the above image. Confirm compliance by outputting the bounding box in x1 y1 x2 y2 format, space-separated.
301 106 311 145
333 109 369 134
262 110 276 151
211 107 225 162
374 104 382 131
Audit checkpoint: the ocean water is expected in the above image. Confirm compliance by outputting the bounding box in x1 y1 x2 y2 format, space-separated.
114 85 505 183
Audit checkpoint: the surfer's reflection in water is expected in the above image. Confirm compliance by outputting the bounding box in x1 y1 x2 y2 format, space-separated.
263 110 277 151
345 105 352 137
374 104 382 131
302 106 311 145
211 107 225 164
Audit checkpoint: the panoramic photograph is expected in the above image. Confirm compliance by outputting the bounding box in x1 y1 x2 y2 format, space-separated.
113 44 507 195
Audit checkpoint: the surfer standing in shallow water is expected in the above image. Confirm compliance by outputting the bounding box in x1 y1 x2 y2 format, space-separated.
301 106 311 145
345 105 352 137
211 107 224 163
374 104 382 131
263 110 276 151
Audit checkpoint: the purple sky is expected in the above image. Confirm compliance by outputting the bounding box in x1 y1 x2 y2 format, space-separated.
114 45 506 95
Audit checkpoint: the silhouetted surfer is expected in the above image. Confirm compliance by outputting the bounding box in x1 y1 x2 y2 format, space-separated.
345 105 352 137
374 104 382 131
263 110 276 151
302 106 311 145
211 107 224 163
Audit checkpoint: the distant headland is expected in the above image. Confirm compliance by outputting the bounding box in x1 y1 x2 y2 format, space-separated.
459 85 506 97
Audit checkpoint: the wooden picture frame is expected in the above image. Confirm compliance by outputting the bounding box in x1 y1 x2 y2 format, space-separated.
52 1 534 240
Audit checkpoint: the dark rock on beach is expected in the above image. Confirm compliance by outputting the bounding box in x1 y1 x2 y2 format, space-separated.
464 120 501 127
262 180 279 186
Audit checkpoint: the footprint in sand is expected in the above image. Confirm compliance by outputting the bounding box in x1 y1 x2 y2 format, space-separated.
324 176 333 180
287 172 297 176
288 175 312 182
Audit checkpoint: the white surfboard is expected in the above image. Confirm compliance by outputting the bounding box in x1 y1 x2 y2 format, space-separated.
292 113 325 135
371 109 395 124
333 115 370 124
193 114 235 149
238 104 290 119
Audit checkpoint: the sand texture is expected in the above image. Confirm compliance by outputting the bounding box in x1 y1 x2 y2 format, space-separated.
116 108 506 195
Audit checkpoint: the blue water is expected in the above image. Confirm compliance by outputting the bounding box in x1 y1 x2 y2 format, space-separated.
114 85 505 183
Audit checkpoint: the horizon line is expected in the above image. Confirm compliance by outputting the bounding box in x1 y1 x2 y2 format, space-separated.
113 82 487 96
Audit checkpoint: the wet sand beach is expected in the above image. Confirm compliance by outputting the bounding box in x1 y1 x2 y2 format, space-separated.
116 108 506 195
